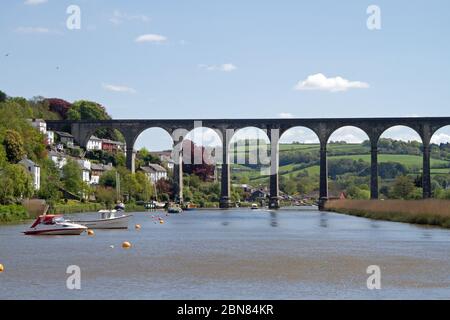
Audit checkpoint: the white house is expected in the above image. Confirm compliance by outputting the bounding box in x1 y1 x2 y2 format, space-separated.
27 118 46 134
90 163 113 185
86 135 103 151
77 159 91 183
46 131 55 145
48 150 68 169
19 158 40 191
139 163 167 183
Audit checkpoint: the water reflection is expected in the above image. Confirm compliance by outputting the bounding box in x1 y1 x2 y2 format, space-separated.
319 212 328 228
221 211 230 227
369 220 380 229
270 212 278 227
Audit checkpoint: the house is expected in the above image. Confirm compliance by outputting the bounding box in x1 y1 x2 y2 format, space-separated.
27 118 46 134
48 150 68 169
55 131 74 147
249 189 268 202
19 158 40 191
90 163 113 185
86 135 103 151
46 131 55 145
139 163 168 183
150 151 175 170
76 159 91 183
101 138 125 154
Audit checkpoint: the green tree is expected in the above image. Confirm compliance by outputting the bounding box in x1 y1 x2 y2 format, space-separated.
0 90 6 102
62 159 83 195
391 175 415 199
38 159 62 200
0 164 34 204
3 130 26 163
99 169 117 188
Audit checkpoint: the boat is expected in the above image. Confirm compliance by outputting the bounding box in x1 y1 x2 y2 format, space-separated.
251 203 259 209
167 204 183 214
114 202 125 211
72 211 132 229
183 202 197 211
24 215 87 235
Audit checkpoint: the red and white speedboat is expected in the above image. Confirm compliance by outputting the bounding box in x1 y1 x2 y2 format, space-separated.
24 215 87 235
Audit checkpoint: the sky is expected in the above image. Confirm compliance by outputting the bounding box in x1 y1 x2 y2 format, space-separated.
1 0 450 150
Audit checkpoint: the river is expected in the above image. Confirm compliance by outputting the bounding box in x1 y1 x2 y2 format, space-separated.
0 207 449 299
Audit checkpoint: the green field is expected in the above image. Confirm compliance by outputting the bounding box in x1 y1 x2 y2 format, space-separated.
231 143 450 185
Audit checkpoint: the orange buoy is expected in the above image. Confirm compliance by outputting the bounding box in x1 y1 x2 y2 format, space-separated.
159 220 164 224
87 230 95 236
0 264 4 273
122 241 132 249
135 224 141 230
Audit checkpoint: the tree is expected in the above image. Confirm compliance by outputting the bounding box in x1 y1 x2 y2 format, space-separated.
62 159 83 195
99 169 116 188
391 175 415 199
0 90 6 102
3 130 26 163
95 187 117 208
46 98 72 119
0 164 34 204
38 159 62 201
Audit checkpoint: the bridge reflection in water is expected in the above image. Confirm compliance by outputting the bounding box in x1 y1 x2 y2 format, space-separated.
47 117 450 209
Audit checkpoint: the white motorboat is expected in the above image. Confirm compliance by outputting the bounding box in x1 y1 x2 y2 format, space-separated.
24 215 87 235
72 211 132 229
251 203 259 209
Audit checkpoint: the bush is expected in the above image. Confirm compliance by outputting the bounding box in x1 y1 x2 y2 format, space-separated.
0 204 29 223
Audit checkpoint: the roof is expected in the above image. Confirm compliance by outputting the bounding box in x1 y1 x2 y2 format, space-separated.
19 158 39 167
140 163 167 173
101 138 125 145
55 131 74 138
28 118 46 123
88 135 102 141
48 150 67 158
91 163 113 171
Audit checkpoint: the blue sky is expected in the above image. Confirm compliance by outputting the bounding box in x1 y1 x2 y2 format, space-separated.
1 0 450 150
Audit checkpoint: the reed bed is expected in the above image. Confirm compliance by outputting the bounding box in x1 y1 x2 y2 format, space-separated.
325 199 450 228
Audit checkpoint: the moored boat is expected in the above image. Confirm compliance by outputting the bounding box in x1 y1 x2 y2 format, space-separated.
251 203 259 209
24 215 87 235
72 211 132 229
167 204 183 214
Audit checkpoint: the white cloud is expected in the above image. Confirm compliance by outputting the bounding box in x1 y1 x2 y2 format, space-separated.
280 127 319 144
278 112 294 118
431 133 450 144
381 126 422 142
294 73 369 92
24 0 47 5
102 83 137 94
110 10 150 25
15 26 51 34
199 63 237 72
329 127 369 143
135 34 167 43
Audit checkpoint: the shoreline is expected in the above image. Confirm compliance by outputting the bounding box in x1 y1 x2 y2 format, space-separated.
324 199 450 229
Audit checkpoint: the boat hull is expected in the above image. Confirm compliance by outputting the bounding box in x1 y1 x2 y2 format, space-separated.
24 228 86 235
74 214 132 229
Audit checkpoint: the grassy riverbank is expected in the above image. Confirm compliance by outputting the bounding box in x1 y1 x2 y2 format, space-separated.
325 199 450 228
0 204 29 223
50 201 103 215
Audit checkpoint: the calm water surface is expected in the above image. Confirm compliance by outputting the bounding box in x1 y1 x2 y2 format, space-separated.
0 207 449 299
